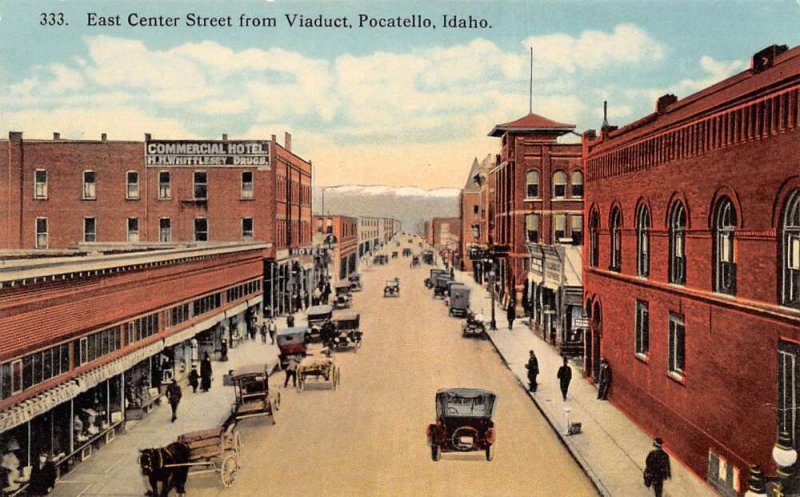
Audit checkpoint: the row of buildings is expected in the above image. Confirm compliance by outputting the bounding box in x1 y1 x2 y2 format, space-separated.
0 130 400 491
449 43 800 495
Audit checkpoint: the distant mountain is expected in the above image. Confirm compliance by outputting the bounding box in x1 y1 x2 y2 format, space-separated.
314 185 460 234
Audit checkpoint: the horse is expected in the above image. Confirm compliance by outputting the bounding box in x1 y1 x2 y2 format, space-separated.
138 442 191 497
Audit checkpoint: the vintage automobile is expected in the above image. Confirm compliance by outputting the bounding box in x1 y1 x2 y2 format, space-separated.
230 364 280 424
331 313 362 352
348 273 363 292
433 275 454 299
306 304 334 339
297 351 340 391
426 388 497 461
422 251 434 265
373 254 389 265
334 282 352 309
410 255 420 268
425 268 448 288
402 248 412 257
276 327 308 369
462 310 486 338
383 278 400 297
448 284 471 317
391 251 399 259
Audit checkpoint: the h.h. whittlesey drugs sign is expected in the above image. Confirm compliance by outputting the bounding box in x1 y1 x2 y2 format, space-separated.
145 140 270 167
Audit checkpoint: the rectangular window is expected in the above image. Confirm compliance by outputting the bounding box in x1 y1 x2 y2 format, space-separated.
571 215 583 245
194 217 208 242
242 218 254 240
158 171 171 200
35 217 48 249
79 337 89 365
159 218 171 243
525 214 539 243
127 217 139 242
84 217 96 243
83 171 96 199
34 169 48 199
554 214 566 242
473 205 479 215
126 171 139 199
779 341 800 446
635 300 649 356
668 314 685 377
193 171 208 200
11 360 22 394
241 171 254 199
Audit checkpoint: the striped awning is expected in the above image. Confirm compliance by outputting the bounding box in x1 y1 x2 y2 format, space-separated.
0 381 81 432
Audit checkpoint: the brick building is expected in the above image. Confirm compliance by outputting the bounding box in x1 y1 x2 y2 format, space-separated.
461 158 483 275
488 113 583 313
582 44 800 494
0 244 264 483
428 217 461 268
0 131 314 317
313 215 359 283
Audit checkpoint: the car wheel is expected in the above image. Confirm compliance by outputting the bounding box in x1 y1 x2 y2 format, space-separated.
485 444 494 461
431 444 441 462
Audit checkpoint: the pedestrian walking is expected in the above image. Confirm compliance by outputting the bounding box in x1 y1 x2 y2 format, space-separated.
166 381 182 422
287 313 295 327
525 350 539 392
248 318 257 341
188 366 200 393
268 318 277 345
283 356 300 388
312 287 321 306
200 353 213 392
557 356 572 401
506 302 516 330
597 358 612 400
644 437 671 497
260 322 268 343
220 340 228 362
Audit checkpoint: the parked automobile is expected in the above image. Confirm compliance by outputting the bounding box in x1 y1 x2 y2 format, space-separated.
462 310 486 338
425 268 447 288
433 275 453 299
334 282 352 309
383 278 400 297
348 274 363 292
448 284 471 317
306 305 333 339
276 327 308 368
331 313 362 352
426 388 497 461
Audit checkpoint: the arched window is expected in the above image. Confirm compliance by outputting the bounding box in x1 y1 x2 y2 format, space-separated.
526 171 540 198
782 191 800 308
636 205 650 277
571 171 583 198
553 171 567 199
609 208 622 272
589 209 600 268
669 202 687 284
713 198 736 294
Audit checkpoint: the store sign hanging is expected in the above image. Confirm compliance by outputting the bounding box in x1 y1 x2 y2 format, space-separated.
145 140 270 167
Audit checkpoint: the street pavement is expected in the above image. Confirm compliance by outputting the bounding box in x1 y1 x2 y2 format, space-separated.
47 237 596 497
454 269 718 497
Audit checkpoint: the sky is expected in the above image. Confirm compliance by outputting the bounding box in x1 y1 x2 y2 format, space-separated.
1 0 799 189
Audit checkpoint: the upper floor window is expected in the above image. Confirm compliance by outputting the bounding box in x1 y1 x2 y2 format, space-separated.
589 210 600 267
127 217 139 242
473 205 479 215
713 198 736 295
35 217 48 249
571 215 583 246
668 313 686 378
126 171 139 199
195 217 208 242
553 171 567 199
526 170 540 198
84 217 96 243
610 207 622 272
669 202 687 284
83 170 96 199
159 218 171 243
193 171 208 200
242 218 254 240
635 300 649 357
34 169 48 199
525 214 539 243
554 214 567 242
782 190 800 308
241 171 254 199
571 171 583 198
636 205 650 277
158 171 171 200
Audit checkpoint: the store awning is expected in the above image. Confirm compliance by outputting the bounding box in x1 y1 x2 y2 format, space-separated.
76 340 165 392
528 272 544 284
0 381 82 432
164 296 262 348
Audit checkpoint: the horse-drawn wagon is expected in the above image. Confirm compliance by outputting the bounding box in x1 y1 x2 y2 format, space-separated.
230 364 280 423
297 352 340 391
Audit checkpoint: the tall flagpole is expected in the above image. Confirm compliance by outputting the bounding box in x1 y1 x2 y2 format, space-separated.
529 47 533 114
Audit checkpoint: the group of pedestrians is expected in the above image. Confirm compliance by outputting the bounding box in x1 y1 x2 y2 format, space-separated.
523 350 573 401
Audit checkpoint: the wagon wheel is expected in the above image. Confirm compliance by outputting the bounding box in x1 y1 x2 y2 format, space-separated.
269 397 278 425
485 444 495 461
220 452 238 487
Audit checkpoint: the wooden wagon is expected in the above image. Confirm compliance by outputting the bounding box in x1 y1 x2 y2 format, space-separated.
297 353 340 391
174 422 241 487
230 364 280 424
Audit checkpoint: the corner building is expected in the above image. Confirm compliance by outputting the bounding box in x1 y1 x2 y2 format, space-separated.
582 44 800 494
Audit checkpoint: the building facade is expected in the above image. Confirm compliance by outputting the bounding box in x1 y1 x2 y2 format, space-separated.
314 215 359 283
583 44 800 494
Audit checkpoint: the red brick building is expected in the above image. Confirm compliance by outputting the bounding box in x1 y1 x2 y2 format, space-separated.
460 157 484 276
583 44 800 494
488 113 583 308
0 131 314 316
313 215 358 283
0 244 265 476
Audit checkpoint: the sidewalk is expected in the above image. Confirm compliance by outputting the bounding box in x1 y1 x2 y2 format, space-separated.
455 270 716 497
49 332 281 497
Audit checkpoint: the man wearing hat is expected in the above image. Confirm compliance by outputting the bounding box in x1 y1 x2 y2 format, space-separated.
597 358 612 400
644 437 671 497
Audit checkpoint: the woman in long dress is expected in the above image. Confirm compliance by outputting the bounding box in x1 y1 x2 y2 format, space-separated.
200 353 212 392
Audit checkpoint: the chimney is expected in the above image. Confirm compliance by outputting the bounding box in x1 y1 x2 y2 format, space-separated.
752 44 788 73
101 133 107 141
602 101 609 129
271 134 277 144
222 133 228 142
9 131 22 143
284 132 292 152
656 94 678 114
53 132 61 140
583 129 597 140
144 133 152 141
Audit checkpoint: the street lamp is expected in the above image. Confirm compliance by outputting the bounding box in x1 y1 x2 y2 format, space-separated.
485 259 497 330
746 431 799 496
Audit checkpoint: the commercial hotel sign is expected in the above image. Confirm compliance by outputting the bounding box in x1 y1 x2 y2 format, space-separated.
145 140 270 167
